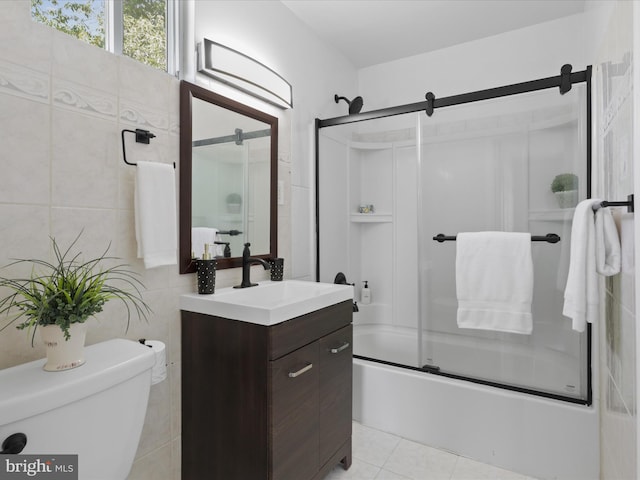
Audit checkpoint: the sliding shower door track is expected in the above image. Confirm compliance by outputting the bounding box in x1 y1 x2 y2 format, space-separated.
353 354 591 406
318 66 590 129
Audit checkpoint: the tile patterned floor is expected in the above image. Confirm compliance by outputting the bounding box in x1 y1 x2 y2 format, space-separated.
325 422 538 480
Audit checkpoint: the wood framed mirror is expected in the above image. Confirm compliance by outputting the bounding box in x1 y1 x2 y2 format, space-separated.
179 81 278 273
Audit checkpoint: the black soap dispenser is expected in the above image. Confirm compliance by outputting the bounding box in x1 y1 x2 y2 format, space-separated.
195 244 217 294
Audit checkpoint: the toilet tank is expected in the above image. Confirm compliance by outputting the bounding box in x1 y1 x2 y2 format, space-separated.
0 339 156 480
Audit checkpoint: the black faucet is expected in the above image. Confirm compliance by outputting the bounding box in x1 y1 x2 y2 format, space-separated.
234 243 270 288
214 241 231 257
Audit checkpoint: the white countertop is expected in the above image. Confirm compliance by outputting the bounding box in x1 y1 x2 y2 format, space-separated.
180 280 354 326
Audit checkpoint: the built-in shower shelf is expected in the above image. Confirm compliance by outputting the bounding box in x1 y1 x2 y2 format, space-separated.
349 141 393 150
528 209 575 222
350 214 393 223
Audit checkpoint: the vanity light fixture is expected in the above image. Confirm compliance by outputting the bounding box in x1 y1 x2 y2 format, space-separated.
197 38 293 109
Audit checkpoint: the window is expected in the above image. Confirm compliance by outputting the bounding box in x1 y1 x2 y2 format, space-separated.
31 0 106 48
122 0 166 70
31 0 175 73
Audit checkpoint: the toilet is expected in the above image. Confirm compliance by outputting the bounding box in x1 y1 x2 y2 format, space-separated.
0 339 156 480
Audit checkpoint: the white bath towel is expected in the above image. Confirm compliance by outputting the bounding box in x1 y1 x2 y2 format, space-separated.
595 207 621 276
192 227 220 258
135 161 177 269
456 232 533 335
562 199 601 332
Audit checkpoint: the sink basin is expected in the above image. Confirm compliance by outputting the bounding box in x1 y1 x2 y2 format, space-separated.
179 280 354 325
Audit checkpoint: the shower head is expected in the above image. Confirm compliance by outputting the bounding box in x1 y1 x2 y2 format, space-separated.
334 94 363 115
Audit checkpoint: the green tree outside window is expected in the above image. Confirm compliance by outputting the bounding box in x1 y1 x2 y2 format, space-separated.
123 0 167 71
31 0 167 71
31 0 105 48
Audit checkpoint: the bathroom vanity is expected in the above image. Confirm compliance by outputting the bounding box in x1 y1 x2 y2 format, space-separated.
180 281 353 480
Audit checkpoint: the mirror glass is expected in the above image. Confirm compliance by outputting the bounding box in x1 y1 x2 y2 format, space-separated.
180 81 278 273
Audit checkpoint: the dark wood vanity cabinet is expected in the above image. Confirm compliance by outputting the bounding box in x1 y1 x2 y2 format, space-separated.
182 300 353 480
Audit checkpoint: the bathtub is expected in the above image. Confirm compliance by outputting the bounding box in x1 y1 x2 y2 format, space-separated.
352 324 599 480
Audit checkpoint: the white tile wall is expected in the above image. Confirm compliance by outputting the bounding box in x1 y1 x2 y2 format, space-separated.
0 2 290 479
0 92 50 204
594 2 637 479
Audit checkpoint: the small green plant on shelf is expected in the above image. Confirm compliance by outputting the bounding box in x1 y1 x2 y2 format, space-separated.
551 173 579 209
550 173 578 193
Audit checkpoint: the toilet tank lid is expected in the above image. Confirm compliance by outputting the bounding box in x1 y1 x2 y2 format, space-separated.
0 339 155 427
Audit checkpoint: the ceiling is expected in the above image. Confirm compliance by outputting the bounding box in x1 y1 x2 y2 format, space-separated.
280 0 586 68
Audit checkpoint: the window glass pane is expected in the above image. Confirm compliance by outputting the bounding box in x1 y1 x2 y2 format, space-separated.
123 0 167 71
31 0 105 48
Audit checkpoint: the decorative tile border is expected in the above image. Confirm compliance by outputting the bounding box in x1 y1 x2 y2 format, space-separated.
0 59 49 104
119 100 169 131
53 78 117 119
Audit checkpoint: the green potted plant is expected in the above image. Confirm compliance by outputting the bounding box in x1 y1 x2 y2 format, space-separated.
0 233 150 371
226 192 242 214
551 173 579 208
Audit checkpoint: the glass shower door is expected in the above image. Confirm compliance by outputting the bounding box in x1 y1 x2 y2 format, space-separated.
417 85 590 401
318 114 422 368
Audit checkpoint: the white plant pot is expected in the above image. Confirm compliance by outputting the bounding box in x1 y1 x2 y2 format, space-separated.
40 323 87 371
554 190 578 208
227 202 241 214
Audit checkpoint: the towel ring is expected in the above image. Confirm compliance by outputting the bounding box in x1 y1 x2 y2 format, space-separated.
121 129 175 168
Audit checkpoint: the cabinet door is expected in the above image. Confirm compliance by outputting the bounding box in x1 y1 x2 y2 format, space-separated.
270 341 319 480
319 325 353 465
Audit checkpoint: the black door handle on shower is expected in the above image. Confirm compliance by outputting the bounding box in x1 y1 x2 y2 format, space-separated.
1 433 27 454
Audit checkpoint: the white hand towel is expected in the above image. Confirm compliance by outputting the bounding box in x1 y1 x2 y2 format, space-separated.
135 161 177 269
620 213 634 273
562 199 600 332
595 207 621 276
456 232 533 335
192 227 219 258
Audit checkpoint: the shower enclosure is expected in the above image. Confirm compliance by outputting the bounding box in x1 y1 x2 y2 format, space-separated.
317 66 592 404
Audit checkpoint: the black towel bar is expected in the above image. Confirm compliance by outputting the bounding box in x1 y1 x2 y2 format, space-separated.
433 233 561 244
594 194 634 213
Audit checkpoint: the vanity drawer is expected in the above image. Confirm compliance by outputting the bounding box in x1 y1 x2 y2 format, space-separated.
269 300 352 360
270 341 319 480
319 324 353 465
